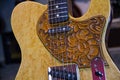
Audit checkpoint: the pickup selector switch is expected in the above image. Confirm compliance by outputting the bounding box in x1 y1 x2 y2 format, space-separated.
95 71 103 77
91 57 106 80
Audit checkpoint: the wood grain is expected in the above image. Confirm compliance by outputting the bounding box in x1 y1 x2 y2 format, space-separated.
11 0 120 80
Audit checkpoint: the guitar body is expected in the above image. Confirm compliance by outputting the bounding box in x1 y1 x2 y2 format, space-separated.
11 0 120 80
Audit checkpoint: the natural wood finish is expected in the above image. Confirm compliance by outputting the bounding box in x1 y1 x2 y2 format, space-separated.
37 13 106 68
11 0 120 80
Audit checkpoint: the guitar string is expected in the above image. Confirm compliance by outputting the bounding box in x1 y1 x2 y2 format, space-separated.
53 1 62 79
49 0 56 79
53 0 62 79
49 0 62 79
52 0 58 80
61 0 71 80
52 0 64 79
55 0 63 79
64 0 74 80
53 0 64 80
60 0 67 80
62 0 75 79
54 0 66 79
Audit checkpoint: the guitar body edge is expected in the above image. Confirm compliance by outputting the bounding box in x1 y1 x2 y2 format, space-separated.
11 1 120 80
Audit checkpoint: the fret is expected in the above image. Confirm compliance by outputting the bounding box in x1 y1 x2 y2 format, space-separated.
49 14 68 19
49 8 68 16
49 13 68 20
49 7 68 11
49 11 68 15
48 0 69 24
48 0 67 4
49 3 67 10
48 2 67 6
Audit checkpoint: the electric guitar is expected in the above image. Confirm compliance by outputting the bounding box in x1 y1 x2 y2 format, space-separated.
11 0 120 80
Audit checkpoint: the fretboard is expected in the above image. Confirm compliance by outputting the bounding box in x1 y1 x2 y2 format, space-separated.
48 0 69 24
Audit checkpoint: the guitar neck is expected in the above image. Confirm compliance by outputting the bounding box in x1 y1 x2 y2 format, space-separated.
48 0 69 24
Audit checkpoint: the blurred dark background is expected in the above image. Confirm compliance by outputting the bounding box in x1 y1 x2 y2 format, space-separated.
0 0 120 80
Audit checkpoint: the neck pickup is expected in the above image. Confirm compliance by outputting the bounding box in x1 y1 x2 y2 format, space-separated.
48 0 69 24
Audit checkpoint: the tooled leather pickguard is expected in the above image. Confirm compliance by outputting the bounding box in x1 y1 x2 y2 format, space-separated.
37 12 106 68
